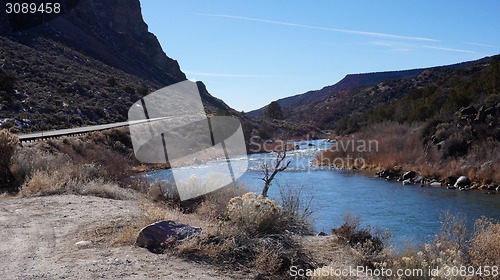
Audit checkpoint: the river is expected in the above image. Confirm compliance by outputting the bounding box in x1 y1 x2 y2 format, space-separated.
146 139 500 246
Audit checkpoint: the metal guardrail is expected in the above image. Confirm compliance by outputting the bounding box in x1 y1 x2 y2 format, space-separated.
17 117 169 142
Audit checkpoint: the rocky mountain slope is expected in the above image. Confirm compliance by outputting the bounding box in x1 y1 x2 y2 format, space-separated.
250 56 495 130
248 68 423 116
0 0 231 132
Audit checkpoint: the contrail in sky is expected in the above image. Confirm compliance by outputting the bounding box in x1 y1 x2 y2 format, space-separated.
197 13 439 42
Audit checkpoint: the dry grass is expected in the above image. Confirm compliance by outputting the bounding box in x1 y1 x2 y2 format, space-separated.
378 212 470 280
469 217 500 279
317 121 499 185
195 183 249 220
0 129 18 168
253 245 284 274
85 199 210 246
19 165 136 200
9 128 151 199
316 122 426 170
0 129 19 192
174 192 315 278
226 192 284 236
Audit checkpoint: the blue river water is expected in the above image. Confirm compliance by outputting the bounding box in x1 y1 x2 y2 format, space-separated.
145 139 500 246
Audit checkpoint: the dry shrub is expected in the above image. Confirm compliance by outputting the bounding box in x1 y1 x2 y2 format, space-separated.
278 185 315 235
318 121 500 185
469 217 500 278
0 129 18 168
79 179 136 200
332 213 389 268
20 168 71 196
379 212 468 280
0 129 19 192
463 140 500 183
253 245 283 274
38 135 133 186
226 192 283 236
147 180 180 206
317 122 425 170
176 192 314 277
196 183 248 220
11 149 71 183
20 164 135 200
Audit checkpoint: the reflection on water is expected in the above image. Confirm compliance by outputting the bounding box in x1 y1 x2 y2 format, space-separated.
146 139 500 246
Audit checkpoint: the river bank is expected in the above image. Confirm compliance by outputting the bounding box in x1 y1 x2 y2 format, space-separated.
314 122 500 195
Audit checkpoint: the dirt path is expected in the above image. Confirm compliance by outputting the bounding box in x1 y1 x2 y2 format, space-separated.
0 195 252 280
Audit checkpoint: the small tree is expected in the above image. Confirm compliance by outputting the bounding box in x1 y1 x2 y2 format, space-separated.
0 129 19 192
264 101 284 120
261 145 291 197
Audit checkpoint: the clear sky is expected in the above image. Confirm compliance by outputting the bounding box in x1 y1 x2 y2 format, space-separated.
139 0 500 112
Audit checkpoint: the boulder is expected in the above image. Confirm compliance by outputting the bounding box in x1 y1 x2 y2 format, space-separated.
402 179 413 185
430 182 442 188
413 176 424 184
400 171 417 181
446 176 459 186
136 220 201 251
454 176 471 188
376 169 399 179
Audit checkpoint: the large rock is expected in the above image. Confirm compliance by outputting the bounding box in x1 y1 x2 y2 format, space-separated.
446 175 459 186
136 220 201 251
454 176 471 188
400 171 417 181
376 169 399 179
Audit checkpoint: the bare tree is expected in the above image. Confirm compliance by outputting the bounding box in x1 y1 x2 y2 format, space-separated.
261 144 291 197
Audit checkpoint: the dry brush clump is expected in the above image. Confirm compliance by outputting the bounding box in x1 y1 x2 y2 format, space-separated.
317 121 500 185
331 214 390 268
11 128 147 199
0 129 19 192
175 191 314 278
19 163 136 200
377 212 476 280
316 122 426 170
468 217 500 279
225 192 284 235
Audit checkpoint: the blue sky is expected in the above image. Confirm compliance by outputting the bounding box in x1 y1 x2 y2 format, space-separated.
140 0 500 112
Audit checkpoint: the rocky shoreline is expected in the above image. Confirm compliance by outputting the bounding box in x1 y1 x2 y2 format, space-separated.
374 167 500 194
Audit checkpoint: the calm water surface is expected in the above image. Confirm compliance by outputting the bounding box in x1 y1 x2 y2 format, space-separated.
146 139 500 246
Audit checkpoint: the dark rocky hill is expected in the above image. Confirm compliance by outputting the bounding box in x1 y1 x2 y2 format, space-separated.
0 0 231 132
248 68 424 116
249 56 497 130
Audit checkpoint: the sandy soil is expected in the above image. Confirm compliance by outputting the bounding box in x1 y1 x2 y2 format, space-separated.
0 195 253 280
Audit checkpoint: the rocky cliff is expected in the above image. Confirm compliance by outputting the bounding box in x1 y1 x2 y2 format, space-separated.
1 0 186 85
0 0 231 132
